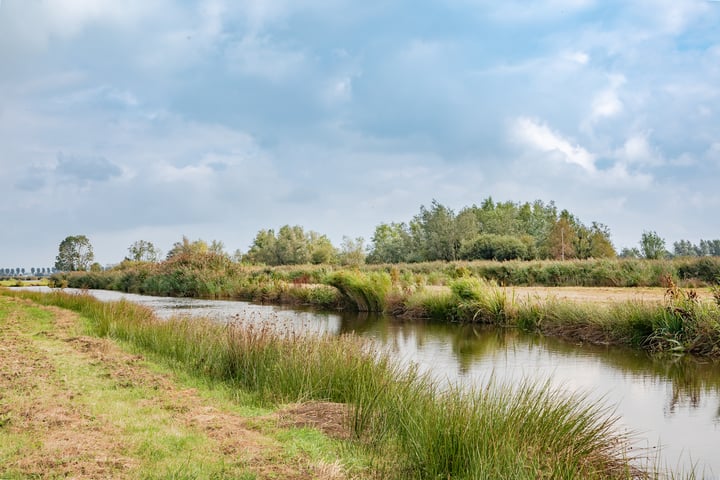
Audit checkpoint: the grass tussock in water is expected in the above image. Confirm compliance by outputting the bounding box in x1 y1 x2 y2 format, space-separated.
1 288 644 479
325 270 391 312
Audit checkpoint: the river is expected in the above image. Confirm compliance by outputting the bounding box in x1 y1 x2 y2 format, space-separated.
21 287 720 477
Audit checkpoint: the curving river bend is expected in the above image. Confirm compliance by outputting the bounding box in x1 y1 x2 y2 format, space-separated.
24 287 720 477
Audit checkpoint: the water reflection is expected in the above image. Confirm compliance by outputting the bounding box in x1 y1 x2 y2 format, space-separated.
333 310 720 476
340 311 720 418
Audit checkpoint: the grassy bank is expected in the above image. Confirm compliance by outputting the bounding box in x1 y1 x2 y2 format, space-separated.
47 254 720 356
0 294 361 479
2 288 650 479
52 256 720 300
395 277 720 356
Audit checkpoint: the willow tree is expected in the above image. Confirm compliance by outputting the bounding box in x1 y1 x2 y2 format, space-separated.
55 235 94 271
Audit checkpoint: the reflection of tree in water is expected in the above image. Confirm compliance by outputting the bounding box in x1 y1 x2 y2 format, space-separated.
450 325 511 374
336 310 720 418
535 334 720 419
660 356 712 415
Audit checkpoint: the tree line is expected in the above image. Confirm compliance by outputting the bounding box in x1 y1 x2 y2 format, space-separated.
188 197 616 266
365 198 615 263
46 197 720 271
0 267 56 277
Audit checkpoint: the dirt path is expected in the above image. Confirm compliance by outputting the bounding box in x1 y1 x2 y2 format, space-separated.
0 297 351 479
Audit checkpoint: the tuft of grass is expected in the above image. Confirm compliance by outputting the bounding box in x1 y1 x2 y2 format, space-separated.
402 288 457 320
325 271 391 312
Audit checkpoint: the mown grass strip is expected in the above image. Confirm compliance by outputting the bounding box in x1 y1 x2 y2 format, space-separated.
0 296 255 479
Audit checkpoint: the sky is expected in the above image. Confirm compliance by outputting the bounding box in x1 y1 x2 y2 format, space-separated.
1 0 719 268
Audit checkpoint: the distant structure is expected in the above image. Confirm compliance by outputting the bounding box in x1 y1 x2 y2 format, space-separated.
0 267 56 278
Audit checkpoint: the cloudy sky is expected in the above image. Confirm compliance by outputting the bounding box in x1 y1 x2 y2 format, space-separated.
1 0 719 267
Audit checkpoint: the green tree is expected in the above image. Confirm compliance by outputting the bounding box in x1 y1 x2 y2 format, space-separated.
55 235 94 271
338 236 365 266
411 200 460 261
367 222 412 263
209 240 227 256
640 230 666 260
546 212 577 260
244 229 278 265
276 225 310 265
245 226 338 265
619 247 641 258
166 236 209 259
459 234 528 261
127 240 161 262
587 222 616 258
673 239 696 257
307 231 337 264
699 239 720 256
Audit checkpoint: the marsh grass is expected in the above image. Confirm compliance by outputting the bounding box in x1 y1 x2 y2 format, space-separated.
402 288 456 319
1 288 644 479
393 279 720 355
325 271 391 312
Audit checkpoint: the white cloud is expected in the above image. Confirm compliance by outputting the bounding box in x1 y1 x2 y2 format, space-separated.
54 85 139 108
636 0 713 35
465 0 596 22
615 133 663 166
591 90 623 118
227 35 306 81
510 117 656 190
512 117 596 172
706 142 720 166
0 0 157 51
590 74 625 120
323 76 353 104
564 51 590 65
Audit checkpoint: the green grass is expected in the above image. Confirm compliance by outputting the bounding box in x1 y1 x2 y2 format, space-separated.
397 281 720 356
0 294 371 480
0 299 251 479
1 288 654 479
325 270 391 312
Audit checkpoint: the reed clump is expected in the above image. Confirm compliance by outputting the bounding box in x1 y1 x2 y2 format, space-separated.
325 271 391 312
1 288 642 479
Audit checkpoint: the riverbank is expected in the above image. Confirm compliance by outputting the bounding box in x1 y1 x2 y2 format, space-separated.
50 255 720 356
1 288 655 479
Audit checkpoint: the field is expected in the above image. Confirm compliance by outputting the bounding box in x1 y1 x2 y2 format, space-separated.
460 285 713 305
0 278 49 287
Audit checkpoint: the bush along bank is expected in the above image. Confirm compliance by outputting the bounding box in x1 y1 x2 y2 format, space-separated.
53 257 720 296
1 288 653 479
50 255 720 356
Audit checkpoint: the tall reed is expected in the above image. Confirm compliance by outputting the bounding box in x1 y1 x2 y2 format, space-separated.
325 271 391 312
